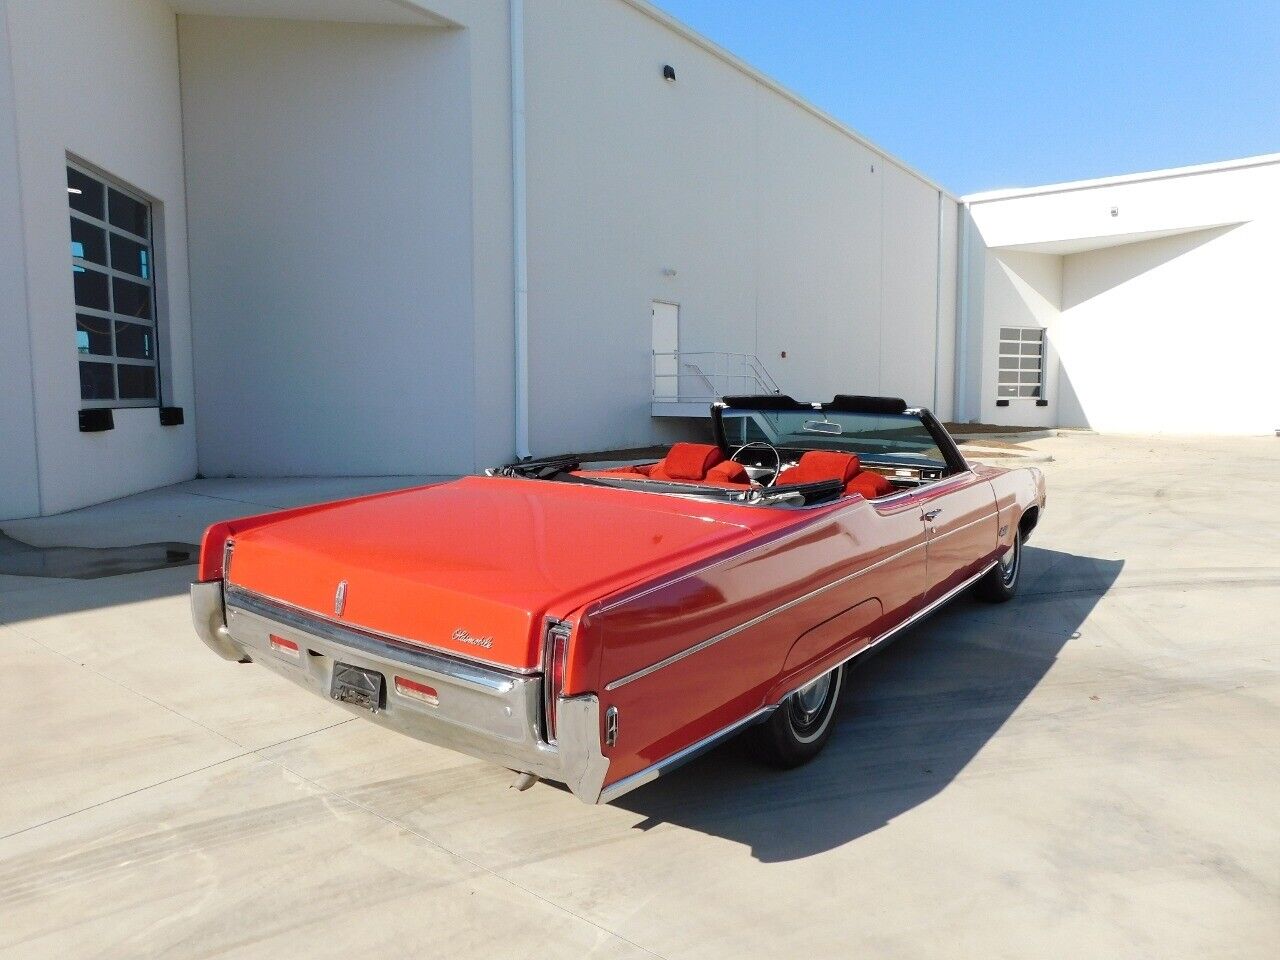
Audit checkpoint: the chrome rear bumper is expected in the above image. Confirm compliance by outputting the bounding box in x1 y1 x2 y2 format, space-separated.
190 580 609 802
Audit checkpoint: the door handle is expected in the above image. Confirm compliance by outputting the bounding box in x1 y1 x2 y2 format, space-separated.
922 509 943 522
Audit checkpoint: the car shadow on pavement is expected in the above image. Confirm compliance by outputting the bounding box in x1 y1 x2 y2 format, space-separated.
612 545 1124 862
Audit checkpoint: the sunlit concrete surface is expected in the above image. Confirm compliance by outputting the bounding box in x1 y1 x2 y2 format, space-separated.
2 440 1278 959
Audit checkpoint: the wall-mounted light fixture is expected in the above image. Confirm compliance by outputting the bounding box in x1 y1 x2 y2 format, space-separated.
662 268 678 278
1110 206 1120 217
663 64 677 82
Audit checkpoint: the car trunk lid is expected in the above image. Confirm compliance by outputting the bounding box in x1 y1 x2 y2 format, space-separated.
224 476 757 671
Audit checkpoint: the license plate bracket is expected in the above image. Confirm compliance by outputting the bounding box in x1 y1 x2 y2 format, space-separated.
330 662 385 712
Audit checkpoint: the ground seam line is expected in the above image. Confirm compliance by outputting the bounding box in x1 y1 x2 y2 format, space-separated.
0 719 354 843
6 622 249 749
258 753 671 960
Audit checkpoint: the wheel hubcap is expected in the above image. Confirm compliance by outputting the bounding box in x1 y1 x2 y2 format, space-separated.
794 672 833 721
1000 537 1019 585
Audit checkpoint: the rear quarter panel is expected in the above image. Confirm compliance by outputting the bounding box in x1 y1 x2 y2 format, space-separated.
582 496 926 786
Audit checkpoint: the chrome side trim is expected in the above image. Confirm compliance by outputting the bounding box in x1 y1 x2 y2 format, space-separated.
190 580 242 661
597 559 999 806
597 706 775 805
223 583 541 676
225 586 525 693
604 539 923 691
777 559 999 703
595 473 982 619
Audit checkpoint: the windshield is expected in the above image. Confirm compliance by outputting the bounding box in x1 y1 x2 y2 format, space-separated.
720 408 949 466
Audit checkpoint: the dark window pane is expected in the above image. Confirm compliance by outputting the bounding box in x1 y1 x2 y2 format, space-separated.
109 232 150 279
998 384 1017 397
117 363 156 400
1020 342 1042 356
79 361 115 400
70 218 106 264
1018 385 1042 398
112 276 151 319
114 321 154 360
76 314 112 355
108 188 148 237
998 371 1017 384
73 266 110 309
67 167 104 220
1020 357 1041 370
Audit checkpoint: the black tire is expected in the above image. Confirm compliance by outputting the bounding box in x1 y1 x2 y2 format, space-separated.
975 528 1021 603
750 664 844 768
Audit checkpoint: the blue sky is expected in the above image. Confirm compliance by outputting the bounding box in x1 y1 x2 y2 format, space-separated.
655 1 1280 195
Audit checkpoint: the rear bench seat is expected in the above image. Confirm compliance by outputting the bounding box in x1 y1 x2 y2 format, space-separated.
575 444 894 499
574 443 752 488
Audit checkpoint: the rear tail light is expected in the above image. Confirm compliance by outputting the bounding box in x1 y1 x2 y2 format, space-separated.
198 522 235 581
542 622 571 743
269 634 300 658
394 676 439 706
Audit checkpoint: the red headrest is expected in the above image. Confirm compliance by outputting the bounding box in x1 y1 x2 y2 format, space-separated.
778 451 861 486
655 443 724 481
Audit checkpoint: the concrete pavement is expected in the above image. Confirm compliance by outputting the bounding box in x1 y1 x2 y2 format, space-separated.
2 439 1278 959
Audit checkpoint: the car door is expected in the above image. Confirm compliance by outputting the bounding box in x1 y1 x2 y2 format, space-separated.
914 472 999 602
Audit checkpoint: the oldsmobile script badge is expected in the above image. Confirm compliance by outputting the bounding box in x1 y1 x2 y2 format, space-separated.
452 628 494 649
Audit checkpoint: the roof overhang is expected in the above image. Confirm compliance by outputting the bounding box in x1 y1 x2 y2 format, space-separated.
170 0 455 26
964 152 1280 204
993 222 1245 256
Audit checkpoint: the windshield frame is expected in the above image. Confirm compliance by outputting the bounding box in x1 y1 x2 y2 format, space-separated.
711 396 969 476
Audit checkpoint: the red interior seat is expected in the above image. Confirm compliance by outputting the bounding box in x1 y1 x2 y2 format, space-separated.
647 443 725 482
572 443 753 488
776 451 896 500
846 470 895 499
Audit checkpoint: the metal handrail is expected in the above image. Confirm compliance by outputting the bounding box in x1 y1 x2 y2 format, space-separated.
652 350 781 404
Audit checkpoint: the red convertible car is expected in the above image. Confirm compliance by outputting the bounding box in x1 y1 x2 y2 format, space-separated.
192 395 1045 804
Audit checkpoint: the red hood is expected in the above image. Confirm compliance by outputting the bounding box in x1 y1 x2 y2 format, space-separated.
225 476 773 670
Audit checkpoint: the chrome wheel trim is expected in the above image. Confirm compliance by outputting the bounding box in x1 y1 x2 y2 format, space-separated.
999 534 1020 586
787 667 840 744
795 672 832 718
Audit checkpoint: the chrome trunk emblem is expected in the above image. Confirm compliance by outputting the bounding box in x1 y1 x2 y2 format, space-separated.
334 580 348 616
452 628 494 649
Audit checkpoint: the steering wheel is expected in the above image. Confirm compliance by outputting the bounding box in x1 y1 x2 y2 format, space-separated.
729 441 783 487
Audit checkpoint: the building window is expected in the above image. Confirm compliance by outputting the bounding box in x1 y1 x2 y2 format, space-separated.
67 162 160 408
997 327 1044 400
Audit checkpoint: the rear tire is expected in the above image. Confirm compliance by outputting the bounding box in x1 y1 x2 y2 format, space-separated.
975 529 1021 603
750 664 844 768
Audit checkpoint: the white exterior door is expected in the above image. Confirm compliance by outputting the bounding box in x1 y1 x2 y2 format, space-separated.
651 301 679 400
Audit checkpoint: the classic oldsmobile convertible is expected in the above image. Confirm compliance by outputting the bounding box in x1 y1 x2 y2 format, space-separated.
192 395 1045 804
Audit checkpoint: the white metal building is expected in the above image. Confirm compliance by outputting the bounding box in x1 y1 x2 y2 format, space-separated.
0 1 1274 522
958 154 1280 435
0 0 958 521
